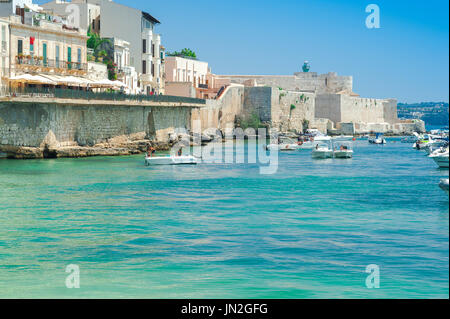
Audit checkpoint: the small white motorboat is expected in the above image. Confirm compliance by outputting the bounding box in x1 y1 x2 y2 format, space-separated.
312 143 333 159
145 155 198 166
298 135 331 149
429 147 449 168
266 137 301 151
424 141 448 155
266 143 300 151
333 142 353 158
439 178 449 195
368 133 387 145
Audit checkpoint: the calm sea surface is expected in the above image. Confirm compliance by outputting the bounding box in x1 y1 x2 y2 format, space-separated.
0 139 448 298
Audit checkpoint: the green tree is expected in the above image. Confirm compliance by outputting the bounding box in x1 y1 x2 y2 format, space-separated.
167 48 197 59
87 32 111 55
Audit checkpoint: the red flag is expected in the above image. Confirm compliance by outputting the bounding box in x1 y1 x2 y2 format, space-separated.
30 37 35 45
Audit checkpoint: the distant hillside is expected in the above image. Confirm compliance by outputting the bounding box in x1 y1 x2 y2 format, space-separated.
398 102 449 126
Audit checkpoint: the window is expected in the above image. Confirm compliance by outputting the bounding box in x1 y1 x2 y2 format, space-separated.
142 60 147 74
18 39 23 55
142 19 151 30
1 26 6 52
152 44 155 56
77 48 82 69
43 43 47 66
142 39 147 54
151 62 154 76
92 19 95 30
55 45 60 68
68 47 72 69
98 20 100 30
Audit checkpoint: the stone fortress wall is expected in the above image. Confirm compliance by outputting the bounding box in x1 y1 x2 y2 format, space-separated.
214 72 353 94
214 71 424 134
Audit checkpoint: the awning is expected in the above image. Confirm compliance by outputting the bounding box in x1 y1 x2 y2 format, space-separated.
40 75 93 87
111 80 128 88
9 74 57 85
91 79 121 88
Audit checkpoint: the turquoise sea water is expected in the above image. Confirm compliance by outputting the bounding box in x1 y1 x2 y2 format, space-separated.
0 139 448 298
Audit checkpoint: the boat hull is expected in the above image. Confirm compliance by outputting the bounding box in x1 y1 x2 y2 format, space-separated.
145 156 198 166
431 156 449 168
312 150 333 159
266 144 299 151
334 150 353 158
369 139 386 144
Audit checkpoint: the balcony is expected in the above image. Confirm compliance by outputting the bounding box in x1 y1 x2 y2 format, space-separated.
14 57 87 76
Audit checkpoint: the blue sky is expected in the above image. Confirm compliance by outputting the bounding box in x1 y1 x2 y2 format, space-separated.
37 0 449 103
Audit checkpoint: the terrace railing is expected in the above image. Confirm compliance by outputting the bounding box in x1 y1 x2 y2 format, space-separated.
5 87 207 104
15 57 88 72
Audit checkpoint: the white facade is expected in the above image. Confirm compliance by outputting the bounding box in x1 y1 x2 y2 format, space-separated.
111 38 138 94
0 18 10 94
41 0 165 95
165 56 209 87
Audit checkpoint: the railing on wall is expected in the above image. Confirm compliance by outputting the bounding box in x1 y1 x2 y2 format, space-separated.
15 57 88 72
4 87 207 104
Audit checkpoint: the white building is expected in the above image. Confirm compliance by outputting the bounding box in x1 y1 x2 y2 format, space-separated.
0 18 10 94
99 37 139 94
165 56 209 88
41 0 165 95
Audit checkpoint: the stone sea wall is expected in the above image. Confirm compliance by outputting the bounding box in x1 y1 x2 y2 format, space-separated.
0 100 193 158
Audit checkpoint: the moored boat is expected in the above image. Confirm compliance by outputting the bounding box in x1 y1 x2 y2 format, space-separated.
333 142 353 158
312 143 333 159
145 155 198 166
266 137 300 151
368 133 387 145
429 147 449 168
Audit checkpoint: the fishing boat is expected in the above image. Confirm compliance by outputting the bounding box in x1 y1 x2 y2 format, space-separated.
145 155 198 166
333 142 353 158
312 143 333 159
429 147 449 168
368 133 387 144
439 178 449 195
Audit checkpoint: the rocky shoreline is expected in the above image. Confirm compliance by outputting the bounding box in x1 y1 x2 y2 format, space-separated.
0 140 170 159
